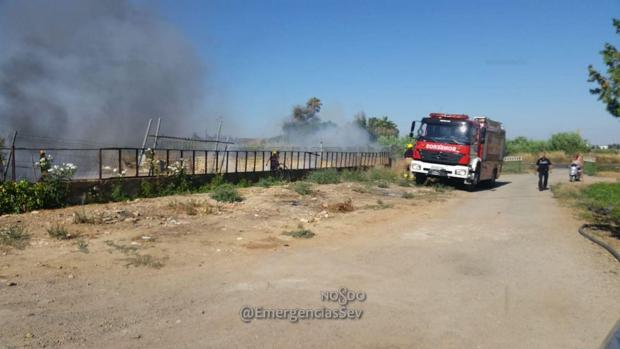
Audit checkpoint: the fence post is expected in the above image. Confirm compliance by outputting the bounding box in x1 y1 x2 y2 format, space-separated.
234 151 238 173
205 151 208 174
99 149 103 180
253 151 257 171
225 151 229 173
192 150 196 175
166 149 170 174
135 149 139 177
215 151 219 173
118 149 122 175
244 151 248 172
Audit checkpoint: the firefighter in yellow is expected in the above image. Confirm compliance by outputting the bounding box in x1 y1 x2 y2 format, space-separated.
402 143 414 178
38 150 52 180
268 150 281 171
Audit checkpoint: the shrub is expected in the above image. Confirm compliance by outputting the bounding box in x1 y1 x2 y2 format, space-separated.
210 184 243 203
291 181 313 195
0 224 30 249
306 169 340 184
47 224 75 240
367 167 398 182
283 228 315 239
339 169 368 182
73 209 101 224
111 182 130 202
0 179 69 214
139 180 159 198
376 180 389 188
257 176 283 188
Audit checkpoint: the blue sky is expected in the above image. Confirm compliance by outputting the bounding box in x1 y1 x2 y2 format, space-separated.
158 0 620 144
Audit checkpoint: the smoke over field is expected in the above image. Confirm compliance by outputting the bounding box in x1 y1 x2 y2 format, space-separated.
0 0 205 146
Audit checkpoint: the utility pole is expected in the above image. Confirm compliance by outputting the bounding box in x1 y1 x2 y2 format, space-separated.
152 118 161 149
212 117 223 170
139 119 153 166
5 131 17 181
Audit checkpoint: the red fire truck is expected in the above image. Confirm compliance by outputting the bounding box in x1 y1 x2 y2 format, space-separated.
409 113 506 189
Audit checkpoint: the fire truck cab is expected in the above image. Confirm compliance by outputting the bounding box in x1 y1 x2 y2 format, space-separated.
409 113 505 189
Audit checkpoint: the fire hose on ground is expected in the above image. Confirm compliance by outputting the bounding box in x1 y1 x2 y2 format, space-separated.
578 224 620 263
577 225 620 349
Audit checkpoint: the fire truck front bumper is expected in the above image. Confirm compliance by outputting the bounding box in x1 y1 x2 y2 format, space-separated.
410 160 470 179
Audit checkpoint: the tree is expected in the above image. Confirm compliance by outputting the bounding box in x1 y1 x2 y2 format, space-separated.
367 116 399 139
548 132 590 155
283 97 334 134
588 18 620 118
291 97 322 123
354 112 399 141
505 136 548 154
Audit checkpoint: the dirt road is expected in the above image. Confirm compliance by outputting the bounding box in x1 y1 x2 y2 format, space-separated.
1 171 619 348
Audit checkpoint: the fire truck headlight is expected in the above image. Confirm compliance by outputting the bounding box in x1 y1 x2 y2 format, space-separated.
455 169 467 176
411 164 421 171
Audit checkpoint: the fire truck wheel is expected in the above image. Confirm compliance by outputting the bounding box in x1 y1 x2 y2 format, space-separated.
465 168 481 191
414 173 427 185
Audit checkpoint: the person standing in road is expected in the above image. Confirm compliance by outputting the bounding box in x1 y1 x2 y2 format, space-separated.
536 152 552 191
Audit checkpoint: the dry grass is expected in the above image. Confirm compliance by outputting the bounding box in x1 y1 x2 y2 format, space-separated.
328 198 354 212
47 224 76 240
167 199 218 215
123 254 166 269
0 224 30 250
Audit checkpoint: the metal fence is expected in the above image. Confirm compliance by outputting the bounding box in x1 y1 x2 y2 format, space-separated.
0 147 390 182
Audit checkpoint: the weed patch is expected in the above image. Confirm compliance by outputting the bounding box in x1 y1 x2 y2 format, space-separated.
291 181 314 195
123 254 166 269
283 229 315 239
210 184 243 203
306 169 340 184
0 224 30 249
47 224 75 240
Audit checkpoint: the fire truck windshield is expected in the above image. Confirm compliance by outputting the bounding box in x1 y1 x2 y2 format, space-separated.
417 120 474 145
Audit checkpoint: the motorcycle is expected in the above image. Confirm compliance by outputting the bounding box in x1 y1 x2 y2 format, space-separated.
569 163 581 182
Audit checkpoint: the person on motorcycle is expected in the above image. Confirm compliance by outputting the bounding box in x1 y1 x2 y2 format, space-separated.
571 153 584 180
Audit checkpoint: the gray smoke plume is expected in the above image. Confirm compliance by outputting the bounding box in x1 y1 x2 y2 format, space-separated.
0 0 205 146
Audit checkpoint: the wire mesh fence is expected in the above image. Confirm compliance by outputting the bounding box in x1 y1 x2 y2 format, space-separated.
0 147 390 182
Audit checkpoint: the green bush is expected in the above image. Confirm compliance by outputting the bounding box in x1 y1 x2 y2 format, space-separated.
339 169 368 182
0 179 68 214
283 229 315 239
367 167 398 182
257 176 282 188
139 180 159 198
306 169 340 184
291 181 313 195
210 184 243 203
111 182 131 202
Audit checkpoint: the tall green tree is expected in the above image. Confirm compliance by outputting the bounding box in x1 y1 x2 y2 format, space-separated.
548 132 590 155
588 18 620 118
354 112 399 140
